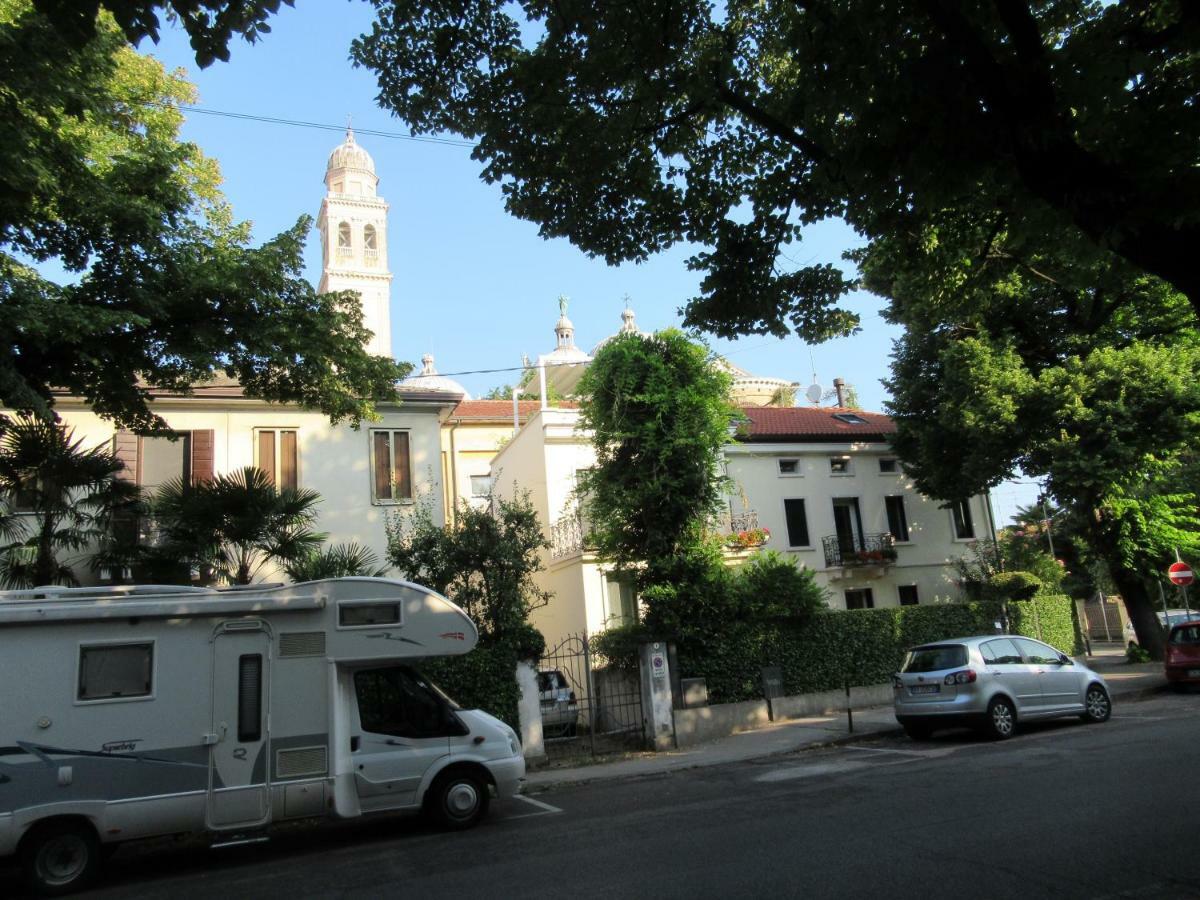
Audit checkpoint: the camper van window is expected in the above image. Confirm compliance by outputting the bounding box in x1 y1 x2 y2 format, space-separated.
78 643 153 701
354 666 467 739
339 602 402 627
238 654 263 742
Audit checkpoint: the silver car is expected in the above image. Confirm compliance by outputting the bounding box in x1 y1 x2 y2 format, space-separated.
893 635 1111 740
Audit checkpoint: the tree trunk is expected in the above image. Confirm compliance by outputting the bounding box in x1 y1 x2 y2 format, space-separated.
35 514 57 587
1107 566 1166 661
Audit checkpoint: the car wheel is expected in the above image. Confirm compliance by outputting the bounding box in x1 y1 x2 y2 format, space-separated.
426 771 490 830
1080 684 1112 723
983 696 1017 740
902 721 933 741
21 820 102 896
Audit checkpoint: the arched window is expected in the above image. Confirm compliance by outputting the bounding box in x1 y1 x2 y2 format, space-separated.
337 221 352 255
364 224 377 252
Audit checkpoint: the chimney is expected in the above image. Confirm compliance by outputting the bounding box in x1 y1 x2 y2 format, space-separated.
833 377 847 407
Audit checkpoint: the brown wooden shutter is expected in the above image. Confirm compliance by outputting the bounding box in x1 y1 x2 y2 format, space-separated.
190 430 215 484
372 431 391 500
394 432 412 499
257 430 276 486
113 430 139 483
280 430 297 491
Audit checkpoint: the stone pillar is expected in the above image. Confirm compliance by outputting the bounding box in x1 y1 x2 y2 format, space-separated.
639 642 676 751
515 660 546 764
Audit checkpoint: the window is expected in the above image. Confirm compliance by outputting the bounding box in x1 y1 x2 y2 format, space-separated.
878 458 898 474
470 475 491 498
980 638 1023 665
902 644 967 672
237 655 263 742
140 433 191 492
340 602 401 627
844 588 874 610
832 413 869 425
78 643 153 701
354 666 465 738
605 576 638 625
256 428 298 491
950 499 975 539
371 430 412 502
783 498 810 547
1015 638 1062 666
337 221 352 251
829 456 852 475
777 459 800 476
898 585 919 606
364 224 378 256
885 495 910 542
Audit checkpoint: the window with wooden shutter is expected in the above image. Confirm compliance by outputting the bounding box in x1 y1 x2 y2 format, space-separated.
190 430 214 483
370 430 412 503
255 428 298 491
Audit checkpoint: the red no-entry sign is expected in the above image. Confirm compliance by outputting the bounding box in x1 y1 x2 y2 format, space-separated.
1168 561 1194 587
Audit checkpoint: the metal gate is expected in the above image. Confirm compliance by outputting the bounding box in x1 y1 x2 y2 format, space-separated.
539 633 645 757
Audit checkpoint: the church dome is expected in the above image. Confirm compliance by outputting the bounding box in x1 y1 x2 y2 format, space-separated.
327 128 375 174
591 303 649 354
401 354 470 398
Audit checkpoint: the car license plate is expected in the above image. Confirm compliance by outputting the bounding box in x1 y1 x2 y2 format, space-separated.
1188 669 1200 677
910 684 939 695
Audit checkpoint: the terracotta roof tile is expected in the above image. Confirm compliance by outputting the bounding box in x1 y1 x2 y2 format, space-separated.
450 399 578 420
738 406 895 442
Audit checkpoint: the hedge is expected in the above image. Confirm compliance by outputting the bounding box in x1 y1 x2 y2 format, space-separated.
669 595 1083 704
422 645 521 731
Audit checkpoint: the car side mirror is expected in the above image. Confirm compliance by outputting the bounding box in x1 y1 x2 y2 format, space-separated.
1058 655 1073 666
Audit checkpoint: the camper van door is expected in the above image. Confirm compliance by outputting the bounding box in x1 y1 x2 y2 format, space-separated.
207 622 272 830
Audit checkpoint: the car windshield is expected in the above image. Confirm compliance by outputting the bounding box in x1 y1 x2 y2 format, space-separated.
1169 625 1200 645
902 645 967 673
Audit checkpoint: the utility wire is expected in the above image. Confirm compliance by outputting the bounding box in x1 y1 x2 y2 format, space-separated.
163 103 477 148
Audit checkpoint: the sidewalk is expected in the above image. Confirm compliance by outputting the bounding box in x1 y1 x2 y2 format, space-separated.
523 644 1166 792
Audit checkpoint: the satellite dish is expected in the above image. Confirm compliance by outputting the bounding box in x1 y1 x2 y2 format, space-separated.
805 382 823 405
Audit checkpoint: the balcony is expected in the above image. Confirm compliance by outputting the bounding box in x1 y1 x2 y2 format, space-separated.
822 533 897 569
550 513 586 559
723 509 769 551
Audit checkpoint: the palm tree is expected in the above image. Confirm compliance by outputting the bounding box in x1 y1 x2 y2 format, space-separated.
0 415 140 587
153 466 325 585
284 542 388 582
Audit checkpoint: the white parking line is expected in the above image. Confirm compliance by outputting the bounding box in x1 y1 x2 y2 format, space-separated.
508 794 564 818
844 746 928 757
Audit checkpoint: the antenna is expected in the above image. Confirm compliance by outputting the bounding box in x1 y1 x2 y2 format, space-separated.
805 349 823 404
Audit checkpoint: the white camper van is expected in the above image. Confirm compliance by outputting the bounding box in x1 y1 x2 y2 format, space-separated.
0 578 525 895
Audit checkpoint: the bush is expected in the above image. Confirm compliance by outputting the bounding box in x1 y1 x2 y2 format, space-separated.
985 571 1043 602
733 550 827 622
591 621 655 672
422 646 521 731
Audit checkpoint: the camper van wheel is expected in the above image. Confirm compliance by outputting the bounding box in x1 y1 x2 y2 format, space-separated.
427 771 490 830
21 820 101 896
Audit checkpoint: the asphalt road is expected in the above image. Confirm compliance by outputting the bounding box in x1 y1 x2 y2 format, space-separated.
6 693 1200 899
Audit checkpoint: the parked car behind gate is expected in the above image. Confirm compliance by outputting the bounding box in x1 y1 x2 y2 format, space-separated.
538 669 580 737
1165 620 1200 686
893 635 1111 740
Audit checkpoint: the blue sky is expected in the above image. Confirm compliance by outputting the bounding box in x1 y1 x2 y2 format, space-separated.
144 3 1038 523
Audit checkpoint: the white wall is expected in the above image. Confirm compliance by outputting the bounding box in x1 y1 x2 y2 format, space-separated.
724 442 987 609
45 396 449 583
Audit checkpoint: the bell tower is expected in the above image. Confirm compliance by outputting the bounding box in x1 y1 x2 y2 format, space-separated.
317 127 393 358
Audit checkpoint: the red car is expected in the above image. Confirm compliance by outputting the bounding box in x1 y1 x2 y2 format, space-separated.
1165 621 1200 686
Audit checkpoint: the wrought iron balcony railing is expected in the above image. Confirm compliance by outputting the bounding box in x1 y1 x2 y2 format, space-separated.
550 513 586 559
821 533 898 569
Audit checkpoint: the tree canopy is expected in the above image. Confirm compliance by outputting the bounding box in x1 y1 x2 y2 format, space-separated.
2 1 408 432
33 0 291 66
352 0 1200 337
871 189 1200 656
576 329 735 624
